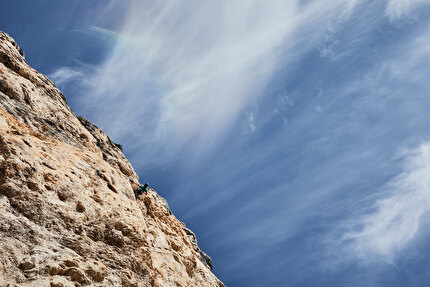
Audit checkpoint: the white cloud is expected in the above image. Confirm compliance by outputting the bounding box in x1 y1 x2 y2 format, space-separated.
49 67 86 87
316 24 430 267
246 108 257 133
78 0 362 166
341 143 430 262
318 34 339 60
386 0 430 20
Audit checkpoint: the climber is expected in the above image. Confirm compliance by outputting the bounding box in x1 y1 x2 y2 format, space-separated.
134 183 149 198
141 183 149 194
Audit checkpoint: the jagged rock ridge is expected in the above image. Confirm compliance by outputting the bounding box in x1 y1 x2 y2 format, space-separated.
0 31 224 287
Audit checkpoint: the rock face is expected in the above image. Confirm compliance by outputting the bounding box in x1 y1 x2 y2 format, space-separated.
0 31 224 287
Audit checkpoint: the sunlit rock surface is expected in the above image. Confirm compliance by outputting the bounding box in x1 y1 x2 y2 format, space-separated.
0 31 223 287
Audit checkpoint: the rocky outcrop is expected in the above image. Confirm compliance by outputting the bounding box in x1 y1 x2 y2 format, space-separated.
0 31 224 287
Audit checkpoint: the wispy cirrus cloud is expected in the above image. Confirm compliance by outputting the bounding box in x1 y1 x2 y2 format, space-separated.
322 24 430 267
76 0 363 166
49 67 86 87
386 0 430 20
342 143 430 262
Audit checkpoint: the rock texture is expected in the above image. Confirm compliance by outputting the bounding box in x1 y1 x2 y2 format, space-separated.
0 31 224 287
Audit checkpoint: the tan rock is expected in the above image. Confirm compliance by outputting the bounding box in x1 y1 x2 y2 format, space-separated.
0 31 224 287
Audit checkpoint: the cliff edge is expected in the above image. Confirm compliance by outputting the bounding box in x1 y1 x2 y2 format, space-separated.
0 31 224 287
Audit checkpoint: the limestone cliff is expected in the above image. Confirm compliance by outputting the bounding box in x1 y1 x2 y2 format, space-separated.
0 31 224 287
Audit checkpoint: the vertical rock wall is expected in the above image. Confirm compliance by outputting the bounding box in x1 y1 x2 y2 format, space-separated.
0 31 224 287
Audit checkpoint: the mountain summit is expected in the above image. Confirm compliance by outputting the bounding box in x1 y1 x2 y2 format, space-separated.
0 31 224 287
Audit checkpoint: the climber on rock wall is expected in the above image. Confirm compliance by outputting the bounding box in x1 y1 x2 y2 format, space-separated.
134 183 149 198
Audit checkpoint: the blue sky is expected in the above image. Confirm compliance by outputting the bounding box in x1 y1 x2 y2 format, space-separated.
2 1 430 286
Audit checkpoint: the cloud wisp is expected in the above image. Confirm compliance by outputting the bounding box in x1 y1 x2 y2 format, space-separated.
340 143 430 263
50 67 86 87
318 21 430 269
76 0 364 167
386 0 430 20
